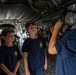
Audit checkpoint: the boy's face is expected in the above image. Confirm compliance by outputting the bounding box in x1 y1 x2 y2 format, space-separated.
27 24 37 35
4 32 15 43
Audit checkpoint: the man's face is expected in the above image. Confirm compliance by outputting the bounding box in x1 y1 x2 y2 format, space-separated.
4 32 15 43
27 25 38 35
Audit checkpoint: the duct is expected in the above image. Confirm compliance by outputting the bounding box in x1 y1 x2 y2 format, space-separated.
68 9 76 14
36 0 76 23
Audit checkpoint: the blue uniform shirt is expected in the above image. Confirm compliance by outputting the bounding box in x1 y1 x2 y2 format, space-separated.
22 36 46 71
0 45 22 75
55 29 76 75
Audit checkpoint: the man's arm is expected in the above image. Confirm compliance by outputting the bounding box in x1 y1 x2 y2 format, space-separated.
44 48 48 70
23 52 30 75
13 60 21 74
48 20 63 54
0 64 14 75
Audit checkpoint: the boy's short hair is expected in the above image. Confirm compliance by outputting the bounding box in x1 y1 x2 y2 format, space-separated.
25 21 36 30
1 28 15 36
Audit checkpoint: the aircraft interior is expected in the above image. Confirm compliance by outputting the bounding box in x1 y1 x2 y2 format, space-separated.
0 0 76 75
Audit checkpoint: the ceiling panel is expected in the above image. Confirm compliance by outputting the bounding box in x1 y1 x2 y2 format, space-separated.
0 0 75 29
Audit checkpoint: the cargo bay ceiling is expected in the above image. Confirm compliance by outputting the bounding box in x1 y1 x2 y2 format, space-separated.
0 0 76 29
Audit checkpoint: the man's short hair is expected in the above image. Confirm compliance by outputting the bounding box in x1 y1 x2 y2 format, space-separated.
25 21 36 30
1 28 15 36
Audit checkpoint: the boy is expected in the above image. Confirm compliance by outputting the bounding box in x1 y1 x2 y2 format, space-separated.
0 28 22 75
48 20 76 75
22 21 47 75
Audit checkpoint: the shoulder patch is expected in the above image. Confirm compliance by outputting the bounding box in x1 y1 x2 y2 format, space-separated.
14 50 18 57
40 42 43 48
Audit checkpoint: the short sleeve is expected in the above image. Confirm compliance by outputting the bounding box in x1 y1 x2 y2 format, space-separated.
42 37 46 49
0 47 5 64
55 29 76 59
17 47 22 60
40 36 46 49
21 40 29 52
55 40 62 54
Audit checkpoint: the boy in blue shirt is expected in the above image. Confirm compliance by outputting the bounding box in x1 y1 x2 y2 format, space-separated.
0 28 22 75
22 21 47 75
48 20 76 75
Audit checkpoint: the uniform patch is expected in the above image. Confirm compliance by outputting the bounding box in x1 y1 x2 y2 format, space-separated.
14 50 18 57
40 42 43 48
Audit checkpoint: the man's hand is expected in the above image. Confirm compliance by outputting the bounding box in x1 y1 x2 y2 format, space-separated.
26 70 30 75
54 19 63 31
44 62 48 70
8 72 16 75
